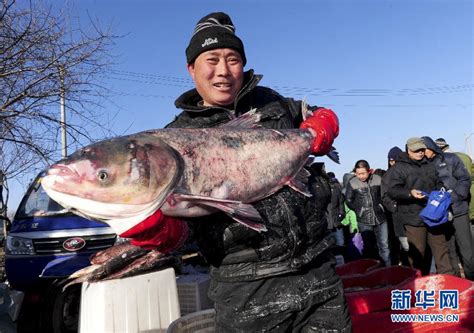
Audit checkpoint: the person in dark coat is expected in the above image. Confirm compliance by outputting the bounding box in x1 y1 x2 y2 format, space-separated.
381 146 409 265
387 137 454 275
422 136 474 280
326 172 346 247
166 12 351 332
345 159 390 266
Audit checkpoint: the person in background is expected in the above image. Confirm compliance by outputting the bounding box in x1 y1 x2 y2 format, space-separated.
422 136 473 280
166 12 351 332
436 138 474 223
345 160 391 266
435 137 451 152
387 137 454 275
372 168 386 178
341 172 363 261
326 172 346 247
381 146 408 266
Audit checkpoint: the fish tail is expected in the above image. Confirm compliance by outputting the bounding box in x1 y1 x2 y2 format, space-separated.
301 100 311 121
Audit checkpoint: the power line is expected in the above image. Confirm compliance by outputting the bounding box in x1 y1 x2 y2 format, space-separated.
105 69 473 101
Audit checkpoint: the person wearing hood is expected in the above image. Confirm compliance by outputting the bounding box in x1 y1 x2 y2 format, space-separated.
381 146 408 265
386 137 454 275
422 136 473 280
165 12 351 332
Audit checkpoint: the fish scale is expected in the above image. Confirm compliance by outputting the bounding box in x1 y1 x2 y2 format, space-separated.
150 128 312 201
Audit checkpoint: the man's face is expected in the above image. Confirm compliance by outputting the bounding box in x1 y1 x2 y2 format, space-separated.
187 48 244 107
424 148 435 159
408 148 425 161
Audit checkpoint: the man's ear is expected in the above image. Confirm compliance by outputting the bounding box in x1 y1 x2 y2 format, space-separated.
186 63 195 81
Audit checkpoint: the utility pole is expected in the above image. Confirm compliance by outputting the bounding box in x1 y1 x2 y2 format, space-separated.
59 66 67 158
465 133 473 159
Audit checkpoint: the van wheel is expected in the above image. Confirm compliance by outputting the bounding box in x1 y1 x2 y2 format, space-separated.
42 282 81 333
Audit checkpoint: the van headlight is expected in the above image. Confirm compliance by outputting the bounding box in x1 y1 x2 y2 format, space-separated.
5 236 35 255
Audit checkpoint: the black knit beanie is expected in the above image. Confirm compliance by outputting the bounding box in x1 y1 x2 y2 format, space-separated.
387 146 402 160
186 12 246 65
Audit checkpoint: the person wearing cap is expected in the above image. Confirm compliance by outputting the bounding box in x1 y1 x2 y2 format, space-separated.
422 136 473 280
165 12 350 332
435 138 474 222
386 146 403 169
386 137 454 275
435 137 451 152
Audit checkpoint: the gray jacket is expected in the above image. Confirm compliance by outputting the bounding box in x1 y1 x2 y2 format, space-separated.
345 174 386 225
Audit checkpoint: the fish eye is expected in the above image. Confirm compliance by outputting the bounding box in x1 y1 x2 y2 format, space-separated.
97 170 109 181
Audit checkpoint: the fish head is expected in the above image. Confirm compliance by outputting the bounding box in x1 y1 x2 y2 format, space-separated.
42 135 183 225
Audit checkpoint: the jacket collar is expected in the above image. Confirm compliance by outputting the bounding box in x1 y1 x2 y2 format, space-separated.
398 152 429 166
174 69 262 112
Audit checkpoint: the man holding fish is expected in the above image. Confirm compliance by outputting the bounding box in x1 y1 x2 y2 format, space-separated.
165 12 351 332
42 11 351 332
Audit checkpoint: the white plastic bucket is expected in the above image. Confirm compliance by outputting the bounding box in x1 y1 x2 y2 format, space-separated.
79 268 180 333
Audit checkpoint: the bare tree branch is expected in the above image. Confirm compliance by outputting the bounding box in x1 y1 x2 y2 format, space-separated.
0 0 119 214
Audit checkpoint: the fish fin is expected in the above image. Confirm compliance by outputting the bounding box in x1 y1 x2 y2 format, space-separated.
224 214 268 232
327 146 340 164
63 276 90 291
212 201 262 220
220 108 263 128
305 156 315 167
173 193 267 231
174 193 262 219
287 167 312 197
68 264 102 280
301 99 311 121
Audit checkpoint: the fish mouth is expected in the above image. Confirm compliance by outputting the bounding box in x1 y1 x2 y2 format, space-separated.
47 163 79 179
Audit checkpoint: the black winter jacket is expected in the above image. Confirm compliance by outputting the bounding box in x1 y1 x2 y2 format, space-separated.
422 137 471 217
166 70 334 282
386 153 443 227
327 178 346 229
381 167 405 237
345 174 386 225
434 153 471 216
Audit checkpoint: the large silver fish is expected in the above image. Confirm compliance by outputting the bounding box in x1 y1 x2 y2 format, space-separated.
42 109 338 235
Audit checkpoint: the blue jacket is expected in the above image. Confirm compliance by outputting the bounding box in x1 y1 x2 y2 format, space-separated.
422 136 471 217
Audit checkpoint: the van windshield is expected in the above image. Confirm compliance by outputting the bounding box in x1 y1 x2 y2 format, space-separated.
15 175 70 219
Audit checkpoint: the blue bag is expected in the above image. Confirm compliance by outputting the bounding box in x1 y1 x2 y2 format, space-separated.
419 188 451 227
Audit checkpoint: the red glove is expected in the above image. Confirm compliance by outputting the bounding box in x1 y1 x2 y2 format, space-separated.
119 210 188 252
299 107 339 156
